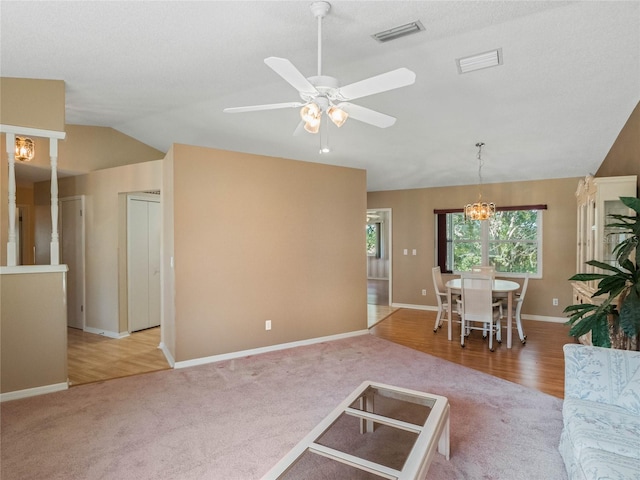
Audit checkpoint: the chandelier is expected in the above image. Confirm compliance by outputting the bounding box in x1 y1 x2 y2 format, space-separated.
464 142 496 221
15 136 35 162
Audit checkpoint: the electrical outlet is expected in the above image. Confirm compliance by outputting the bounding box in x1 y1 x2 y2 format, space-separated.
552 298 559 306
265 320 272 331
422 289 427 296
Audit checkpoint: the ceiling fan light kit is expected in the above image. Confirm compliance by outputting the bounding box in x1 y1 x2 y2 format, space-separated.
223 1 416 145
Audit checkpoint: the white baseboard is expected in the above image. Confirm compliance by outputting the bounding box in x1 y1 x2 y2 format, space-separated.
1 382 68 403
84 326 130 339
391 303 438 312
159 342 175 368
391 303 567 324
174 329 370 370
521 314 567 324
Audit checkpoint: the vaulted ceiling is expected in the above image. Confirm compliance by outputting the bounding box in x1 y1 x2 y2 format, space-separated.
1 1 638 191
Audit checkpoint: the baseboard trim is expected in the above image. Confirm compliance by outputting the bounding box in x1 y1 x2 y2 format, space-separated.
174 330 370 370
391 303 438 312
391 303 567 324
159 342 175 368
1 382 68 402
521 314 567 324
84 326 130 339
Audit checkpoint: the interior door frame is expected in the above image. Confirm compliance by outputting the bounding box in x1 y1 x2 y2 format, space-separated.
367 208 393 305
60 195 86 330
126 193 161 333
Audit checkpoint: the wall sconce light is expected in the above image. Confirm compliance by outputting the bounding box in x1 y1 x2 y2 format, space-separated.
15 136 35 162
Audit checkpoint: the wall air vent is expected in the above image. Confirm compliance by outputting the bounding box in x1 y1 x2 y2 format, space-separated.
372 20 425 43
456 48 503 74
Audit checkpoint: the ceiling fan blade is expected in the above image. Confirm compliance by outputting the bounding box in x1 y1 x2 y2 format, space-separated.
337 68 416 101
223 101 304 113
338 102 396 128
264 57 318 96
293 121 305 136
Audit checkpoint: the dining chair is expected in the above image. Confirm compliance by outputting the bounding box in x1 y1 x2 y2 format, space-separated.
471 265 496 279
432 266 458 332
459 272 502 351
502 273 529 344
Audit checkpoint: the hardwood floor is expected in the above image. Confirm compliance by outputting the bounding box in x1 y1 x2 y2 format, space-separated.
370 308 576 399
67 327 170 386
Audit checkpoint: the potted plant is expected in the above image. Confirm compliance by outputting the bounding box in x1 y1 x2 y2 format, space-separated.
564 196 640 349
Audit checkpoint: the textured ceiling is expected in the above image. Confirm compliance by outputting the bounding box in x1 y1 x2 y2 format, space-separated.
1 1 638 191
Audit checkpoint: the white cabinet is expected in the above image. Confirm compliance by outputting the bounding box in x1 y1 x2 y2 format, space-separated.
573 175 637 344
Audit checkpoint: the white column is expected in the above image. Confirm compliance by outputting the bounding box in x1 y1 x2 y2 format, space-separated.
50 138 60 265
6 133 17 266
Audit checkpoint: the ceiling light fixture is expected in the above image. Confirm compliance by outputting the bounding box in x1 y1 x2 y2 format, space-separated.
456 48 503 74
15 136 35 162
464 142 496 221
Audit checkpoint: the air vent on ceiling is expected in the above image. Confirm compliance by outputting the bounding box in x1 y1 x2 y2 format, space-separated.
372 20 425 43
456 48 503 74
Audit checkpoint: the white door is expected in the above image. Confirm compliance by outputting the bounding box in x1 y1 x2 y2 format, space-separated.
127 195 161 332
61 197 85 329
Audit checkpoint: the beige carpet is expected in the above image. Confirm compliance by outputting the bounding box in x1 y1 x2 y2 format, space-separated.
1 334 567 479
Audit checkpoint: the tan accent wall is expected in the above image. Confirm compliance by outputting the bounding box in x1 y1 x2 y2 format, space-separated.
368 177 580 318
34 160 162 334
596 101 640 190
0 271 67 393
171 145 367 362
59 125 165 173
0 77 65 131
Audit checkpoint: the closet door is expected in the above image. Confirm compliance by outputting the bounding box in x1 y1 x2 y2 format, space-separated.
127 196 161 332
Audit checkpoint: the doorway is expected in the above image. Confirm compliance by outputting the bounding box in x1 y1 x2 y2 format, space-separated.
127 193 161 333
60 196 86 330
367 209 392 326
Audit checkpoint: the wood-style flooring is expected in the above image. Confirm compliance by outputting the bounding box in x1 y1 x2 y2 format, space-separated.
370 308 574 399
67 327 170 386
68 307 572 399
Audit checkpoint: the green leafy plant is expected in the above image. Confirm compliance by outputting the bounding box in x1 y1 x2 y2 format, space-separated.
564 196 640 348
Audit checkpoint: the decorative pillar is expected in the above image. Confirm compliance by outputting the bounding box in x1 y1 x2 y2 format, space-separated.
50 138 60 265
6 133 17 266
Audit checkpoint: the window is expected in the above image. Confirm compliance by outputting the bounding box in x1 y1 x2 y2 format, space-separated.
435 206 545 277
366 223 381 257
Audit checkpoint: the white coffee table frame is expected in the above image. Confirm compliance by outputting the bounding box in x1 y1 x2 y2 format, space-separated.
261 381 450 480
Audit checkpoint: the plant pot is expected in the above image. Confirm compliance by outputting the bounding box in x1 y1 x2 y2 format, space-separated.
608 314 640 351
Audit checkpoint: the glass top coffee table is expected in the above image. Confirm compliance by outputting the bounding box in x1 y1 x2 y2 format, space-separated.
261 381 450 480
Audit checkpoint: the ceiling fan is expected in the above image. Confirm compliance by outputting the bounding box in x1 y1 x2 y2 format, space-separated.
223 1 416 135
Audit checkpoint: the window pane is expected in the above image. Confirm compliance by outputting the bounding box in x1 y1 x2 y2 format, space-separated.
489 211 538 241
451 213 481 240
366 223 380 257
489 241 538 273
452 242 482 271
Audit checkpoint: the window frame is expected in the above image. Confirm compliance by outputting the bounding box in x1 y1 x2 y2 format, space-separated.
435 205 546 279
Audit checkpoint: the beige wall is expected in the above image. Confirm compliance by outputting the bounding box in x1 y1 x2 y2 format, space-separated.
0 77 65 131
597 100 640 190
368 177 580 318
171 145 367 362
34 160 163 334
1 271 67 394
162 147 176 360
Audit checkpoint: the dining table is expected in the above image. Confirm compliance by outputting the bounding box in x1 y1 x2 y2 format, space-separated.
445 278 521 349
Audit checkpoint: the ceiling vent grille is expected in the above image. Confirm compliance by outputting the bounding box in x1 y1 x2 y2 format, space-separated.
456 48 503 74
372 20 425 43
